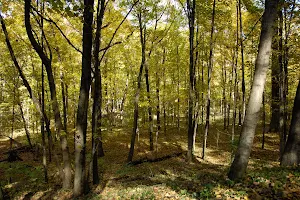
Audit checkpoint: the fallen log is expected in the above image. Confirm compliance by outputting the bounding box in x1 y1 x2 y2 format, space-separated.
128 152 184 166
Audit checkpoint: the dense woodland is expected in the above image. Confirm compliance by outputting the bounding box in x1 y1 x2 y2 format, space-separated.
0 0 300 199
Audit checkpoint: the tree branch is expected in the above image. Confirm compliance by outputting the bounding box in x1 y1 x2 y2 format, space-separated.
31 5 82 55
100 0 139 63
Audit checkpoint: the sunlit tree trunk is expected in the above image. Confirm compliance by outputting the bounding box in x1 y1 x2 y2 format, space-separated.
228 0 279 180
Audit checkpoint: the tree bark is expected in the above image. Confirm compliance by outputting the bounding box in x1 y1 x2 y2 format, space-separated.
25 0 72 189
269 16 280 133
91 0 106 185
128 11 145 163
239 0 246 124
74 0 94 196
228 0 279 180
281 80 300 166
202 0 216 160
145 62 154 151
187 0 196 162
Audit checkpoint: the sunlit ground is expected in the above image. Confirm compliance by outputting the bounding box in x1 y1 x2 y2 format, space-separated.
1 118 300 199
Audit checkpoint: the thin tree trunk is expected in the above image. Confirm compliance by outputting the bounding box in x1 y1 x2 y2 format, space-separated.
187 0 196 162
202 0 216 160
39 3 48 181
145 62 154 151
128 11 145 163
156 71 160 151
278 8 287 159
177 46 180 132
1 13 53 162
231 2 239 160
91 0 106 185
262 92 266 149
25 0 72 189
228 0 279 180
18 102 32 148
239 0 246 124
269 15 280 133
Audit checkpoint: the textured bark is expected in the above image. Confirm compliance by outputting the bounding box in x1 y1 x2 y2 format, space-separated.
228 0 279 180
25 0 71 188
281 81 300 166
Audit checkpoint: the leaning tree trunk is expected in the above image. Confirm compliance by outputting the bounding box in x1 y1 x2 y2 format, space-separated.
74 0 94 196
25 0 72 189
1 13 52 155
228 0 279 180
281 80 300 166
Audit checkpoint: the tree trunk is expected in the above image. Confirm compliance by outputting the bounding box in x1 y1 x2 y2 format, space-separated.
187 0 196 162
1 13 53 162
202 0 216 160
91 0 106 186
74 0 94 196
269 16 280 133
278 9 287 159
128 12 145 163
145 62 154 151
228 0 279 180
18 102 32 148
239 0 246 124
25 0 72 189
262 92 266 149
281 80 300 166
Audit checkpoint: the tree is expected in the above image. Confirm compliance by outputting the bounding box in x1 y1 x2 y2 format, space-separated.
228 0 279 180
186 0 196 162
202 0 216 160
91 0 106 185
74 0 94 196
24 0 72 189
128 5 146 162
281 80 300 166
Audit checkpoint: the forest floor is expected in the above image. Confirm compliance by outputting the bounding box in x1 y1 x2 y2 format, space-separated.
1 119 300 199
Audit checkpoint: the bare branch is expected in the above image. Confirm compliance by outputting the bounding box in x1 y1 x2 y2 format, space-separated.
31 5 82 55
100 0 139 63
